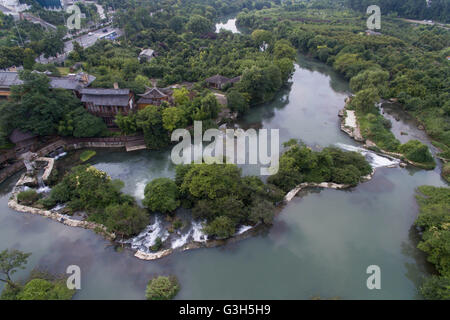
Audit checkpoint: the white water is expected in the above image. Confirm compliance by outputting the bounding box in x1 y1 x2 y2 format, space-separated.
127 217 169 252
335 143 399 168
236 225 253 235
50 203 67 212
192 220 208 242
171 230 192 249
134 180 147 200
53 152 67 160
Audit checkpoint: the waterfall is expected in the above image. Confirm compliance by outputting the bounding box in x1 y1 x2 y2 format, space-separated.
236 225 253 235
127 217 169 253
36 171 51 194
335 143 399 168
192 220 208 242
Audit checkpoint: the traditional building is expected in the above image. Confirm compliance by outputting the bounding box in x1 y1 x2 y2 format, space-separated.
137 87 172 109
0 71 23 100
139 49 156 62
205 74 241 90
49 72 96 97
80 88 135 127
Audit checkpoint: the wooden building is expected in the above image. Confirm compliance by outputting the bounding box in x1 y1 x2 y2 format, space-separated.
81 88 135 127
205 74 241 90
137 87 172 109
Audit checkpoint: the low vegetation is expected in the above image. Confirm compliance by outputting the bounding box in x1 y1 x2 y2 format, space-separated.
17 190 40 206
79 150 97 163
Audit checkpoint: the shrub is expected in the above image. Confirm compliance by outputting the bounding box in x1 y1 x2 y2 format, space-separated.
146 276 180 300
17 190 40 206
151 237 162 252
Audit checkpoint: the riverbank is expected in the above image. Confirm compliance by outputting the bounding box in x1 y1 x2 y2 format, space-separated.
339 98 437 170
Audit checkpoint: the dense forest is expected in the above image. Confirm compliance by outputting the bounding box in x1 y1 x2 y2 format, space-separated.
414 186 450 300
236 4 449 169
346 0 450 23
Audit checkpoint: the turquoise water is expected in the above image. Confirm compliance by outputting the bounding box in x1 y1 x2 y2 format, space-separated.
0 53 446 300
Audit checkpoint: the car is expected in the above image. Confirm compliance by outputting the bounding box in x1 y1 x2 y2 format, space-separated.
103 29 108 33
88 32 93 36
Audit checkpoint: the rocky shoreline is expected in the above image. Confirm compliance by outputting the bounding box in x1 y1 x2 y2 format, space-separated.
338 97 430 169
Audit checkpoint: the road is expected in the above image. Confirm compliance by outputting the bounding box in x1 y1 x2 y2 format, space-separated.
36 27 123 64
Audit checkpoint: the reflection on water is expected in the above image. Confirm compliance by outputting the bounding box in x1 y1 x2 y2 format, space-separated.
0 55 446 300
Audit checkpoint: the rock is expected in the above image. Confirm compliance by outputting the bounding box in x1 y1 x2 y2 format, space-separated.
17 174 38 187
365 140 377 148
418 125 425 130
134 249 173 261
399 162 407 168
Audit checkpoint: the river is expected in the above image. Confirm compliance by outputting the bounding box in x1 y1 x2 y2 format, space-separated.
0 19 447 300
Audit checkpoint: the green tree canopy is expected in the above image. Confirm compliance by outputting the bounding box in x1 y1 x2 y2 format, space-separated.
143 178 180 214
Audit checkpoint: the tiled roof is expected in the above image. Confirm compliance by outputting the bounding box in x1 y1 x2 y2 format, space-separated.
81 88 131 107
0 72 23 88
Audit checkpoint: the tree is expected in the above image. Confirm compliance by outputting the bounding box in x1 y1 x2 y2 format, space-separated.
0 249 31 288
143 178 180 214
146 276 180 300
350 69 389 93
17 278 74 300
420 276 450 300
104 204 149 238
251 29 272 47
0 72 100 139
249 199 275 225
169 16 184 33
227 89 249 114
273 39 296 60
114 112 138 135
193 93 220 120
23 48 36 70
180 164 241 200
186 15 213 35
162 107 187 132
136 105 170 149
173 87 190 106
398 140 435 166
204 216 235 239
351 87 380 113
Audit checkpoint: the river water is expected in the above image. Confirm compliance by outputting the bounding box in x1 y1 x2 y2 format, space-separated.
0 21 447 300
